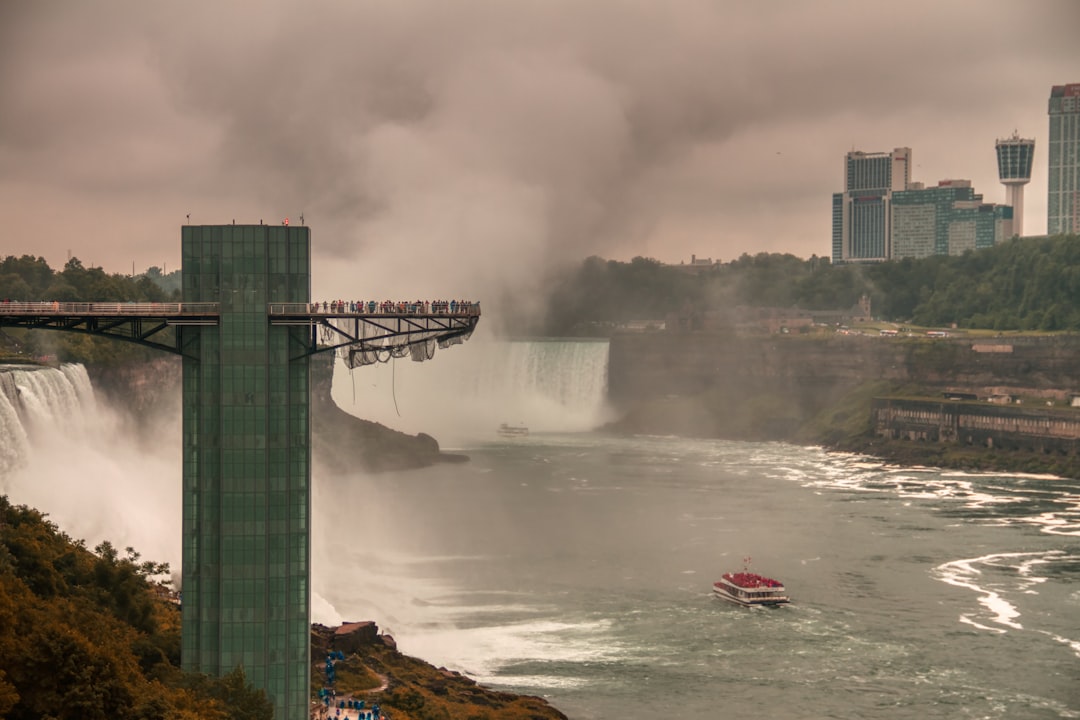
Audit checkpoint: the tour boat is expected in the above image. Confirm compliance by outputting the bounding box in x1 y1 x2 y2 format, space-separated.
497 423 529 438
713 569 790 607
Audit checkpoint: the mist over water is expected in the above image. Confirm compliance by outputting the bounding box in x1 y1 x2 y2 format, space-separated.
0 364 181 569
330 335 613 446
0 338 612 620
315 336 615 625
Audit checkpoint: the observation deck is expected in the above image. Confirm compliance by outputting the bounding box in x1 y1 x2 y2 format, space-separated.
1 223 482 720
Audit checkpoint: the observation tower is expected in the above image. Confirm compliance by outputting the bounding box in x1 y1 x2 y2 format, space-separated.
0 223 480 720
995 132 1035 237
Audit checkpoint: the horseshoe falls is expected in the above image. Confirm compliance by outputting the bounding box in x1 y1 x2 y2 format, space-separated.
330 337 613 446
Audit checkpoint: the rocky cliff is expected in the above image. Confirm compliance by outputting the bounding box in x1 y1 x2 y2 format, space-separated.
610 333 1080 409
85 352 464 472
606 332 1080 474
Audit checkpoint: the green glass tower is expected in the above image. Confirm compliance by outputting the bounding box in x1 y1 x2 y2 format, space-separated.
891 180 1012 259
181 224 312 720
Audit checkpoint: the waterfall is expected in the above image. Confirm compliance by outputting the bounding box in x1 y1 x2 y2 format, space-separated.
331 336 613 447
0 363 181 569
0 364 97 476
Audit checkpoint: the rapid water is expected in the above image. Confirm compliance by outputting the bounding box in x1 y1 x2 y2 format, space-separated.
314 434 1080 719
4 352 1079 719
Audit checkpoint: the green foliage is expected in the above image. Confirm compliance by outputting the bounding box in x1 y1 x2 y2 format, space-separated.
0 256 180 305
534 235 1080 334
0 495 271 720
542 255 709 334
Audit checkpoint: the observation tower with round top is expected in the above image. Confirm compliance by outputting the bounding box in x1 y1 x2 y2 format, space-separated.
995 132 1035 237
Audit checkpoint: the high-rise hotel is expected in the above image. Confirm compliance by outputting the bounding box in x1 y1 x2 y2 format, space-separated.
832 147 1012 264
1048 83 1080 235
831 147 911 263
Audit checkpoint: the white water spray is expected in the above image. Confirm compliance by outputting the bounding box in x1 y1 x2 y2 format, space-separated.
0 363 181 571
331 336 613 446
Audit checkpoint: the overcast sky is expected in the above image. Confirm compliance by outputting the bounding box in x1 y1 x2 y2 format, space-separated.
1 0 1077 303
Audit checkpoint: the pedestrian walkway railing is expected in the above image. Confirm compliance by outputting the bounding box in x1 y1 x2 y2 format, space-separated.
0 301 219 315
268 301 481 316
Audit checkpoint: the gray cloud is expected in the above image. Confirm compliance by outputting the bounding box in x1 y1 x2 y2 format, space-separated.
1 0 1077 313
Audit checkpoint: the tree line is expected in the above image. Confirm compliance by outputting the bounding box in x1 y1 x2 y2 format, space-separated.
0 256 180 304
3 234 1080 343
535 234 1080 335
0 257 181 365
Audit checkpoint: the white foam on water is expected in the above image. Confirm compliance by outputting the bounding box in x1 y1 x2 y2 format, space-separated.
390 616 623 685
933 551 1076 633
783 451 1080 538
1044 632 1080 659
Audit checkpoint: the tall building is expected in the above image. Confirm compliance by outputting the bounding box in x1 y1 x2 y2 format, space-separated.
181 225 312 720
832 147 910 263
995 132 1035 237
1048 83 1080 235
892 179 1013 259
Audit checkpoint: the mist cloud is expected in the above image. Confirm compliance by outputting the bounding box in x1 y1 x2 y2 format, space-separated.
1 0 1077 319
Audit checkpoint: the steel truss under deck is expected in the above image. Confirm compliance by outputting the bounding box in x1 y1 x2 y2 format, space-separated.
268 303 479 362
0 302 218 356
0 301 480 360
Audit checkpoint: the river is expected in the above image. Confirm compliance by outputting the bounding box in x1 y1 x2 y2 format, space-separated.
3 349 1079 718
314 432 1080 719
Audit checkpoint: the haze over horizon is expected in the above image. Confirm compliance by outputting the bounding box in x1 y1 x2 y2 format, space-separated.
2 1 1077 305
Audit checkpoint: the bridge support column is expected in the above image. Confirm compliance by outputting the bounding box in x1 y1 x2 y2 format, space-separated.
181 225 312 720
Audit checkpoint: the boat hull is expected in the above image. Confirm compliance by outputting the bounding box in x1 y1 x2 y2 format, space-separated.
712 585 789 607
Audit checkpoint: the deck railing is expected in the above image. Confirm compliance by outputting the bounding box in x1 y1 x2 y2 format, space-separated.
268 301 481 316
0 301 219 315
0 300 480 317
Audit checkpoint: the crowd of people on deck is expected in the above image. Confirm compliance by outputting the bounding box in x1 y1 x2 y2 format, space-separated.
309 299 478 315
724 572 783 589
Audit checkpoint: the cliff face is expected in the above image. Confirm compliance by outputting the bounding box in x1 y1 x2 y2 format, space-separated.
85 353 463 472
606 333 1080 442
87 356 183 445
308 353 467 472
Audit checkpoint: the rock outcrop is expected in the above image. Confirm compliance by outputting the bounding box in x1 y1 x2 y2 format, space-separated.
85 352 466 472
309 621 568 720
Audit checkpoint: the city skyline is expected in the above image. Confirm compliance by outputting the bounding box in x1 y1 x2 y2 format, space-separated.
0 1 1077 308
